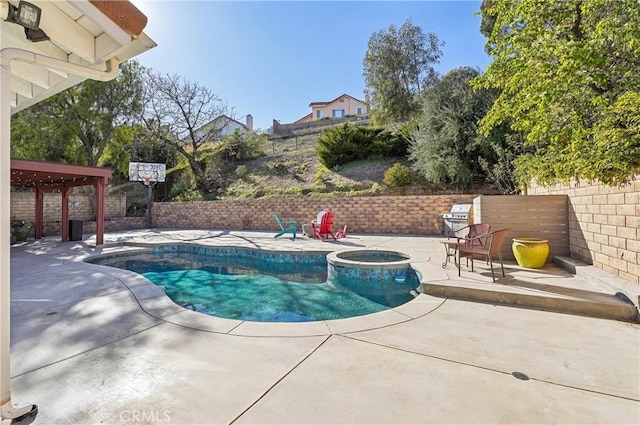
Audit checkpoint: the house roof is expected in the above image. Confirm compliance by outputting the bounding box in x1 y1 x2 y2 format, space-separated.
294 112 312 124
192 115 249 139
2 0 157 114
308 93 367 108
215 114 249 131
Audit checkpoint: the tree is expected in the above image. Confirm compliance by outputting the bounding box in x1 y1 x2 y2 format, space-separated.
473 0 640 186
478 130 526 195
100 125 178 183
140 70 232 196
11 60 144 166
363 18 443 124
11 105 80 163
410 67 498 191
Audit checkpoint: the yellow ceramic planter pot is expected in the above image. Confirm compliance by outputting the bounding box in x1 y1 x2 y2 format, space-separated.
512 238 549 269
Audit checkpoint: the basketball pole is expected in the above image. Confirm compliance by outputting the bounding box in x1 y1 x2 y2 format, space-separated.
146 179 154 229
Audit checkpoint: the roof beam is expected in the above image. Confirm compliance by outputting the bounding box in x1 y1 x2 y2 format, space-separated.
72 0 131 46
11 158 112 178
8 76 33 99
10 61 59 89
1 21 69 63
38 1 96 63
95 31 121 63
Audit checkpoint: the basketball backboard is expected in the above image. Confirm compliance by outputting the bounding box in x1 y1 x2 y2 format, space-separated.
129 162 166 185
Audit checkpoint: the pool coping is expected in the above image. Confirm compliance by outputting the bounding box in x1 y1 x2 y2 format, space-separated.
326 248 412 270
76 242 444 337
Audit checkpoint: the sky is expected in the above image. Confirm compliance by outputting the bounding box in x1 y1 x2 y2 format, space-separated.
132 1 491 131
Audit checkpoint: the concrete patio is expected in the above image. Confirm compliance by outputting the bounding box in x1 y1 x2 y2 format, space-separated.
6 230 640 424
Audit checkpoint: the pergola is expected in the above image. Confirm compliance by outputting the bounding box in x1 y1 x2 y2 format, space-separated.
11 158 112 244
2 0 156 420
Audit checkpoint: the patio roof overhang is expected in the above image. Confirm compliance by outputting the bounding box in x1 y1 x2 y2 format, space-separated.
2 0 156 113
2 0 156 419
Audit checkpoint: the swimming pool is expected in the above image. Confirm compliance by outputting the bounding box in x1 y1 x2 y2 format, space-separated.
87 245 420 322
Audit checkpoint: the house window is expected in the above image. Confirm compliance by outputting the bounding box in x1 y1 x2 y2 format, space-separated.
316 110 324 119
357 107 365 115
332 109 345 118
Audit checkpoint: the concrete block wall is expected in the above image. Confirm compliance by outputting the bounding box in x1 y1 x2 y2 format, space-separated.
10 192 127 237
153 195 476 235
529 179 640 284
473 195 570 262
83 217 146 234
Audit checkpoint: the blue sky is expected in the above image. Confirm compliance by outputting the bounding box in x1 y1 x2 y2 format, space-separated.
133 1 490 131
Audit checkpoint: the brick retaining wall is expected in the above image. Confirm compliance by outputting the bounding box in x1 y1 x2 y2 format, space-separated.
10 192 127 237
83 217 147 234
529 179 640 284
153 195 476 235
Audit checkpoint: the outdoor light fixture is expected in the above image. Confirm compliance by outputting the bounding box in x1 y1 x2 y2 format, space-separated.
4 1 49 42
15 1 41 30
24 27 49 42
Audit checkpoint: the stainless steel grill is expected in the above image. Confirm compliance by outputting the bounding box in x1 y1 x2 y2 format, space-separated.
442 204 473 235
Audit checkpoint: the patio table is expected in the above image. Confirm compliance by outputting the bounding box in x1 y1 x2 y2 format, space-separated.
440 240 460 269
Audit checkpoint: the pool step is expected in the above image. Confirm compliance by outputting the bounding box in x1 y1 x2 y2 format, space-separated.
421 281 639 323
553 256 640 309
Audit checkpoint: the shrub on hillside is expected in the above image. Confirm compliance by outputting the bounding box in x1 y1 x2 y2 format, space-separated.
383 163 414 187
316 123 362 169
371 127 411 158
316 123 410 169
235 165 248 178
216 131 268 163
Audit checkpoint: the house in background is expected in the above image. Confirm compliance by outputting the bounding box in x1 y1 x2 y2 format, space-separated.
295 94 369 123
194 114 254 141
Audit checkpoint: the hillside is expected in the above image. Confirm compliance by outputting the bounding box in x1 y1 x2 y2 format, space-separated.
217 123 415 199
118 121 497 211
216 121 493 199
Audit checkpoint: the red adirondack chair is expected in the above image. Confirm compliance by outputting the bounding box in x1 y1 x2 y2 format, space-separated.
335 225 348 239
312 211 337 241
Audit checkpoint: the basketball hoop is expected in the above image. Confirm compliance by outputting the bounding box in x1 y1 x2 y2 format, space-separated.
138 169 156 187
127 162 165 229
129 162 165 186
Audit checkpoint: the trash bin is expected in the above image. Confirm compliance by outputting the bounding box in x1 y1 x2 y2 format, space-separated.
69 220 83 241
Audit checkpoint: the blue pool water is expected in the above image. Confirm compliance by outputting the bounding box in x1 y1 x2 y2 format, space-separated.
87 246 420 322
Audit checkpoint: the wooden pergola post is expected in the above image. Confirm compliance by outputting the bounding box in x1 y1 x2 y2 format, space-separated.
34 187 44 240
61 187 70 242
95 179 105 245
